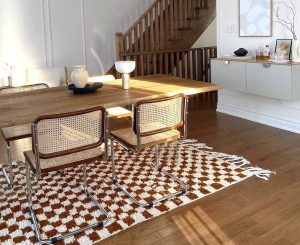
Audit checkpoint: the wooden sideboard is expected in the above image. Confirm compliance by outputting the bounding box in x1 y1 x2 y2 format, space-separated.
211 58 300 101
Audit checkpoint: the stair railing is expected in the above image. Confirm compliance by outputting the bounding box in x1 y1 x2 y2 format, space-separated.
115 0 211 61
118 46 217 83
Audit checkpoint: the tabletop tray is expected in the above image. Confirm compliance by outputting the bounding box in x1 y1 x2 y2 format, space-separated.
68 82 103 94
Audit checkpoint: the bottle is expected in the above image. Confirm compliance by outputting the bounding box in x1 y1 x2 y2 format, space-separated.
263 43 270 60
256 47 263 59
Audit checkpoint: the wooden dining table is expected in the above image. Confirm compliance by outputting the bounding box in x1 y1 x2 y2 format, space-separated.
0 75 221 129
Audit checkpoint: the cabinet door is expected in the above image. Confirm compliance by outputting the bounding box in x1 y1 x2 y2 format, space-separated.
246 63 292 100
211 60 246 92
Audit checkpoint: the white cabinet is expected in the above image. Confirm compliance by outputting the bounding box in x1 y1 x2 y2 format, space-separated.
246 63 292 101
211 58 300 101
211 60 246 93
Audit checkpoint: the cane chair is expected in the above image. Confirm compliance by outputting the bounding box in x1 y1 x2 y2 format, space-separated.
110 94 189 208
89 75 133 119
0 83 49 94
27 67 70 87
24 107 109 244
1 83 50 188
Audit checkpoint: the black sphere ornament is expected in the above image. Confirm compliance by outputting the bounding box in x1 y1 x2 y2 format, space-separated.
234 48 248 57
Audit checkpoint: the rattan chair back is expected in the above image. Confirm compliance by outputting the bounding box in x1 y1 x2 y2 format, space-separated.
0 84 49 94
32 107 106 159
133 93 186 137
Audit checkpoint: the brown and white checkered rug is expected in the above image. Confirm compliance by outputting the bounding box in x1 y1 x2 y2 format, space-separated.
0 140 274 245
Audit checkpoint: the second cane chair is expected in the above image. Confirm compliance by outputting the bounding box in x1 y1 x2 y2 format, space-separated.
110 93 189 208
88 75 133 120
0 83 49 94
24 107 109 244
0 83 49 188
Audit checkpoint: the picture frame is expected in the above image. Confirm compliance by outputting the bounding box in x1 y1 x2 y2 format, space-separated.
275 39 293 60
239 0 273 37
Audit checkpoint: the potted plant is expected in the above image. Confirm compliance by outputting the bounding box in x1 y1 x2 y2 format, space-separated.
272 0 299 62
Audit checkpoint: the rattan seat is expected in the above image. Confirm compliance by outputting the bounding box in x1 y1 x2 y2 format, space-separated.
111 127 180 149
1 123 31 141
24 148 102 174
107 107 132 119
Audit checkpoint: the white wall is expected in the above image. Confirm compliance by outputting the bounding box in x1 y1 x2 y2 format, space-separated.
0 0 156 86
192 18 217 48
217 0 300 56
216 0 300 134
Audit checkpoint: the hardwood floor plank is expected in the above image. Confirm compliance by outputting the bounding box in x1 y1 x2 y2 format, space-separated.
273 238 295 245
250 203 300 245
227 199 300 244
285 228 300 244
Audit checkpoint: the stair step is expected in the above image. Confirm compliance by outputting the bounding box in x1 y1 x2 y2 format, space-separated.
169 37 183 41
194 7 209 10
187 17 201 20
178 27 192 31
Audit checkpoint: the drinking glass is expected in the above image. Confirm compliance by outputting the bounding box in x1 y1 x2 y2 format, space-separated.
270 52 275 60
279 53 285 61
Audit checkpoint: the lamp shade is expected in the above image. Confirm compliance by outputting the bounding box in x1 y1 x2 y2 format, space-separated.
115 61 136 74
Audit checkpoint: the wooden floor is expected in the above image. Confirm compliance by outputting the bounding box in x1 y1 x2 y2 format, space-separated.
2 95 300 245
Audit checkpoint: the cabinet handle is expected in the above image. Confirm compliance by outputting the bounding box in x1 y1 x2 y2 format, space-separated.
263 63 271 68
223 60 230 65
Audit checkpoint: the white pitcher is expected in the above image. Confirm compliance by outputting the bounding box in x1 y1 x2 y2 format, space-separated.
71 66 88 88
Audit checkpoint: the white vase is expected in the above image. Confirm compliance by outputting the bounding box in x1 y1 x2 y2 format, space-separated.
292 40 300 62
7 76 13 87
71 66 88 88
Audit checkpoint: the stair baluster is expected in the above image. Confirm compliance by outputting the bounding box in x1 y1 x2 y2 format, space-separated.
112 0 217 92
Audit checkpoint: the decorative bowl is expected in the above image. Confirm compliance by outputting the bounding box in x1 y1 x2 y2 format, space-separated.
68 82 103 94
115 61 136 74
234 48 248 57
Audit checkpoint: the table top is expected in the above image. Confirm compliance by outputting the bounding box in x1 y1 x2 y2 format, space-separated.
0 75 221 128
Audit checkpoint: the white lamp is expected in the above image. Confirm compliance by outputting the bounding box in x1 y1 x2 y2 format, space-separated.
115 61 136 90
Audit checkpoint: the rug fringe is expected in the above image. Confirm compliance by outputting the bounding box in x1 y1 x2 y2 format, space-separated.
203 151 250 167
243 167 276 181
179 139 213 150
178 139 276 181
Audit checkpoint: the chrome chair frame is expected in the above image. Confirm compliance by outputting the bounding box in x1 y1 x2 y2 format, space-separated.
25 108 109 244
111 96 189 208
2 139 27 188
1 83 50 188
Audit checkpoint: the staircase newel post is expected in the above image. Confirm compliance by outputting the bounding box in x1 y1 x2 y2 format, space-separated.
115 33 124 79
204 0 208 9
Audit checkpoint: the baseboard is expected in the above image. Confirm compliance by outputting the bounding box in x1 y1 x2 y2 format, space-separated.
217 104 300 134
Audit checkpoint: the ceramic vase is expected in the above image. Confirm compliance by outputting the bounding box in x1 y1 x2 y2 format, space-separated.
71 66 88 88
292 40 300 62
7 76 13 87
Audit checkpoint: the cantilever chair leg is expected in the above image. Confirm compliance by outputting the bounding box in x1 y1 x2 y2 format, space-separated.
112 138 189 208
2 142 13 188
2 142 26 188
26 162 109 244
26 160 33 209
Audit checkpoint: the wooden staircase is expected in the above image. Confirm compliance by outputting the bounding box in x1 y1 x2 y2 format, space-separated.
116 0 216 56
112 0 217 84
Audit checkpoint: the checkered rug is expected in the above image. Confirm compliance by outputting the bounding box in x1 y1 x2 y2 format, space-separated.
0 140 274 245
